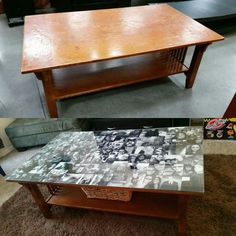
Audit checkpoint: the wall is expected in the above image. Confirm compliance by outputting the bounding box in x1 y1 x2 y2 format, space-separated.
0 118 15 157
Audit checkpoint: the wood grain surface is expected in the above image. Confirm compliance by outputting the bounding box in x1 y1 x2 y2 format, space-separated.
51 52 188 99
21 4 224 73
47 187 180 219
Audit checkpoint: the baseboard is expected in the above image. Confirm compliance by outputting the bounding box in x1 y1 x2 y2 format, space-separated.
0 145 14 158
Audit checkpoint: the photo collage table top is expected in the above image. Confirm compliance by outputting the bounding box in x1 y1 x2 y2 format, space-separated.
7 127 204 193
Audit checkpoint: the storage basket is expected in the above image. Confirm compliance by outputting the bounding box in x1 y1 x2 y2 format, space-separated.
81 186 132 201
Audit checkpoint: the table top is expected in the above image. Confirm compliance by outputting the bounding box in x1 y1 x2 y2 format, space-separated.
21 4 223 73
7 127 204 193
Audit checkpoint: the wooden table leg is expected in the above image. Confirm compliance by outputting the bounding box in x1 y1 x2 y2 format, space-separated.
23 183 52 218
35 71 58 118
177 195 188 236
185 44 209 89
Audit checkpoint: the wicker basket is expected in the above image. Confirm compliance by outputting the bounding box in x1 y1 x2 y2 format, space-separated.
81 186 132 202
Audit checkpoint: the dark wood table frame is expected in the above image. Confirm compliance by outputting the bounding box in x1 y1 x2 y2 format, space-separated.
20 182 201 236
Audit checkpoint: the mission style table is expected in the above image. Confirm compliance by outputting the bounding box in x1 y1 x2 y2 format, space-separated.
7 127 204 236
21 4 223 117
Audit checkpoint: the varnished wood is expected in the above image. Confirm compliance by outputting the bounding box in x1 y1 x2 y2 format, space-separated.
223 93 236 118
47 186 179 220
185 44 209 88
21 4 224 73
177 195 188 236
35 71 58 117
47 185 62 195
18 181 199 236
23 183 51 218
47 185 54 195
52 52 188 100
21 5 224 117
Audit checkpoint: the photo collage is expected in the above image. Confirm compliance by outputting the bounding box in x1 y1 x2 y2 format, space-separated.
7 127 204 192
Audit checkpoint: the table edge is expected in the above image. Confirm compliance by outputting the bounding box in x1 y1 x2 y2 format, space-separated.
6 179 204 196
21 40 223 74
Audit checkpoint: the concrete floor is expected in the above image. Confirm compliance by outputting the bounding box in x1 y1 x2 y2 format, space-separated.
0 15 236 117
0 141 235 207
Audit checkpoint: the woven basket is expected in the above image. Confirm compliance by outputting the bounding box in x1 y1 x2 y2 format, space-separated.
81 186 132 201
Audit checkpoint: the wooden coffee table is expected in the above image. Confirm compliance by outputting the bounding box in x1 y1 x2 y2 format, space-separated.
7 127 204 236
21 4 223 117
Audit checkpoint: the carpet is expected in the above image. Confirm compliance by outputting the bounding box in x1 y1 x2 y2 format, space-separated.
0 155 236 236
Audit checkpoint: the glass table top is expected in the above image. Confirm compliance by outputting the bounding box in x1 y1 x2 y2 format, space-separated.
7 127 204 193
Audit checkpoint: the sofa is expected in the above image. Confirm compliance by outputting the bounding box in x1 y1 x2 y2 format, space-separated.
5 118 89 151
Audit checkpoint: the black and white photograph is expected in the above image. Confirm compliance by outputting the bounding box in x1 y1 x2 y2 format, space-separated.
7 127 204 192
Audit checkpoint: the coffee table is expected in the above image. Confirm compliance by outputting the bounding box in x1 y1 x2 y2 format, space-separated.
21 4 224 117
7 127 204 236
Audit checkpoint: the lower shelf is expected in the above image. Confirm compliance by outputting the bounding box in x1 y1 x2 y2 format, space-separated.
47 187 179 220
52 51 188 100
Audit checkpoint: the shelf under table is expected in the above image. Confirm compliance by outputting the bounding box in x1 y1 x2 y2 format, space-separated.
47 187 179 219
52 51 188 100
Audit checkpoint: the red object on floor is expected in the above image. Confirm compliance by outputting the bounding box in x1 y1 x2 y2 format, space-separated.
223 93 236 118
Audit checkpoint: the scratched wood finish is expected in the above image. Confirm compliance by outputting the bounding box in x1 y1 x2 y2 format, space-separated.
21 4 224 73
